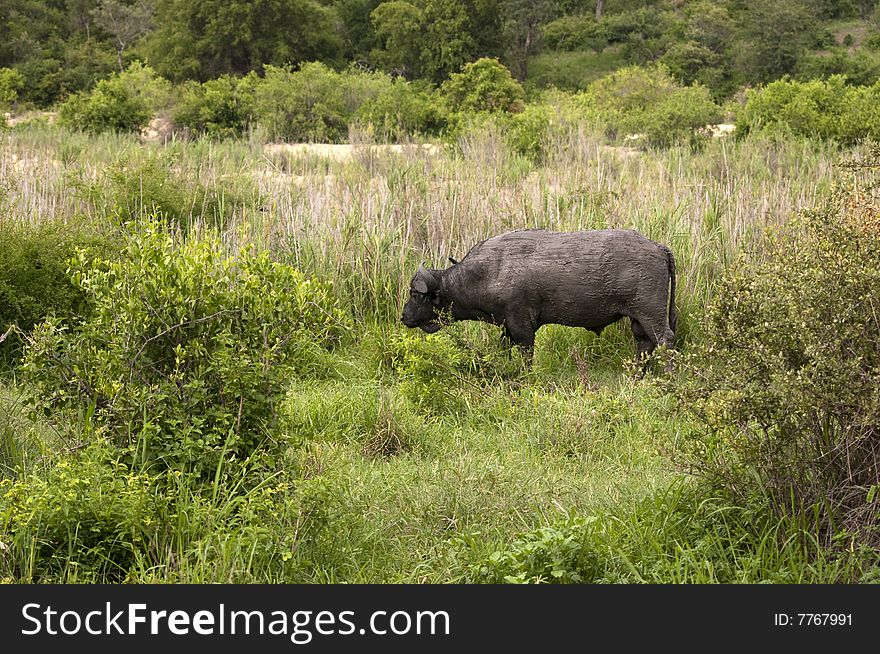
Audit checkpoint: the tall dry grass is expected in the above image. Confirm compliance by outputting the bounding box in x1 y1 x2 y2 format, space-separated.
0 122 852 326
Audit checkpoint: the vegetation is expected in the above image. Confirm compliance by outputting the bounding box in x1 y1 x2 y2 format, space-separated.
1 117 878 583
1 0 879 586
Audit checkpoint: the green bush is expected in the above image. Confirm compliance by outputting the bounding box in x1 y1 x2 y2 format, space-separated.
738 76 880 144
389 331 466 413
22 223 351 476
504 91 580 163
0 222 116 366
579 65 719 146
355 78 445 141
0 68 24 109
253 63 392 142
672 150 880 548
473 516 604 583
541 15 608 53
58 62 170 134
173 74 258 139
440 58 524 115
796 50 880 87
0 441 166 582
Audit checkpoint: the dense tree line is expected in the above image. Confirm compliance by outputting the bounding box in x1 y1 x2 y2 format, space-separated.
2 0 880 107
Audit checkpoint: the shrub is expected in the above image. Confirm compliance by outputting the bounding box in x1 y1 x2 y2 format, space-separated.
172 74 258 139
355 78 445 141
253 63 391 142
738 76 880 144
672 149 880 548
796 51 880 87
0 68 24 109
0 222 116 366
389 331 466 413
579 65 719 146
58 62 170 134
472 516 605 583
504 91 579 163
0 441 166 582
440 58 524 115
541 15 608 53
22 223 351 476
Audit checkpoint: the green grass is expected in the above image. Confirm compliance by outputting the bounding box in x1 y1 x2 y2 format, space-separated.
0 121 876 584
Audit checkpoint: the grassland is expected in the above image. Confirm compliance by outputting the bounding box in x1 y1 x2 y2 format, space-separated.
0 122 875 583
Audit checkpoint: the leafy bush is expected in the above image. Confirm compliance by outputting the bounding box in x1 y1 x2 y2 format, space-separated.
440 58 524 115
672 150 880 547
22 223 351 476
0 441 166 582
355 78 445 141
579 65 719 146
58 62 170 134
0 222 116 366
541 15 608 53
738 76 880 144
473 516 604 583
796 50 880 87
504 91 579 163
0 68 24 109
253 63 392 142
173 74 258 139
389 331 466 413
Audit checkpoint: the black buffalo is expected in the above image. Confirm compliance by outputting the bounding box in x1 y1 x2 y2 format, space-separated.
401 229 677 358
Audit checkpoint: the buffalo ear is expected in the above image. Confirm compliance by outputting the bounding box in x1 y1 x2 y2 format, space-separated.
412 279 428 294
448 257 459 265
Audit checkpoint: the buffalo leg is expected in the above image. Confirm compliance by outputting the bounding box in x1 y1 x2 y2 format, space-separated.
502 314 536 362
630 319 656 360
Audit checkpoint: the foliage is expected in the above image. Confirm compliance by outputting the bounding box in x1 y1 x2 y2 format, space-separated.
58 62 170 134
389 331 466 413
173 74 258 139
370 1 425 77
100 154 251 229
21 223 350 476
671 150 880 547
0 68 24 109
0 441 166 582
541 14 607 53
145 0 343 81
473 516 604 583
579 65 719 146
735 1 819 84
355 78 445 140
738 76 880 144
0 221 116 366
441 58 524 114
253 63 393 142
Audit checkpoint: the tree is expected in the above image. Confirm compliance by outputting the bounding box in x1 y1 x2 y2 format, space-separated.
736 1 817 83
500 0 561 80
147 0 343 81
419 0 478 83
595 0 604 20
371 1 424 77
91 0 154 72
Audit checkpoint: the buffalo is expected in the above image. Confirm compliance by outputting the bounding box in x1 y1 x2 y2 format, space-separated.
401 229 677 359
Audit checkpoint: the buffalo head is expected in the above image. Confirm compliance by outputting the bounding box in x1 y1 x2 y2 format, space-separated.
401 264 444 333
